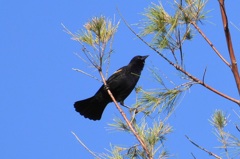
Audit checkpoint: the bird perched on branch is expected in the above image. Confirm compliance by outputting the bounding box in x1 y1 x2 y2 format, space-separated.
74 55 148 120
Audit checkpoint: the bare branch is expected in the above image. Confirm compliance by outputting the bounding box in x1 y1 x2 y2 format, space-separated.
190 21 230 67
71 131 101 159
185 135 222 159
218 0 240 94
72 68 101 82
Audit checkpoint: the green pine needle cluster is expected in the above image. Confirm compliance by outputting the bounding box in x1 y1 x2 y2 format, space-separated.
210 110 227 130
210 110 240 158
136 88 181 115
141 0 208 50
78 16 119 47
109 119 172 158
64 16 120 73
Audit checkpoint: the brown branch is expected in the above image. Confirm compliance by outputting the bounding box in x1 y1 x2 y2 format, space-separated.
119 13 240 106
174 65 240 105
190 22 230 67
218 0 240 94
98 69 152 159
185 135 222 159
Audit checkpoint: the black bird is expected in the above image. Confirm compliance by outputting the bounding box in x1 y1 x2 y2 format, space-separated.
74 55 148 120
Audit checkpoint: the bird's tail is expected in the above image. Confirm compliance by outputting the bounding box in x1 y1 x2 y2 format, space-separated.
74 96 108 121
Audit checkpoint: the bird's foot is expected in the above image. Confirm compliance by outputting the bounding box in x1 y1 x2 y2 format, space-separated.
120 101 139 114
104 84 110 90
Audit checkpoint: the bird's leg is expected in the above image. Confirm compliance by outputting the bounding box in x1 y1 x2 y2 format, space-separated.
120 101 139 124
120 101 138 112
120 101 131 109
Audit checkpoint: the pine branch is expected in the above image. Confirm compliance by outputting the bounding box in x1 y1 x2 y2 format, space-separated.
178 1 239 95
118 10 240 106
176 3 230 67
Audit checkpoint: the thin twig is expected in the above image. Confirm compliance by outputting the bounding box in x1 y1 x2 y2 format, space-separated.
218 0 240 94
236 125 240 132
191 152 197 159
177 29 184 67
104 49 113 78
118 10 240 106
190 21 230 67
71 131 101 159
230 21 240 32
98 70 152 159
73 52 88 63
72 68 101 82
62 24 99 68
202 67 207 84
185 135 222 159
219 131 229 158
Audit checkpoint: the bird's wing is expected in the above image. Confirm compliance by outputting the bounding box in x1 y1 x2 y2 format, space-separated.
106 66 126 83
94 66 127 97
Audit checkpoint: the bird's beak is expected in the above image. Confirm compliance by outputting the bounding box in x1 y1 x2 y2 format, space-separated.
142 55 149 60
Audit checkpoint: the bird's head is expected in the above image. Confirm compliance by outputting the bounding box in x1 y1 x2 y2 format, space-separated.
130 55 149 64
128 55 149 71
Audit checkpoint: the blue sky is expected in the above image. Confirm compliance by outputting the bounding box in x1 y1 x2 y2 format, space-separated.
1 0 239 158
